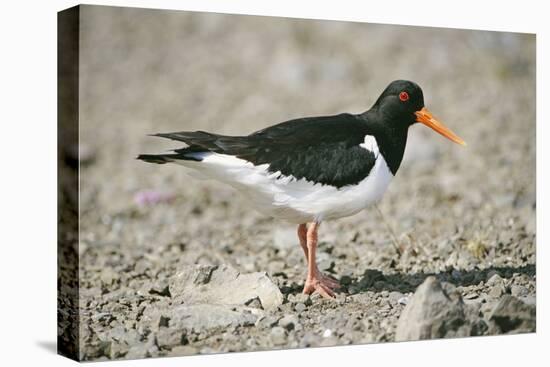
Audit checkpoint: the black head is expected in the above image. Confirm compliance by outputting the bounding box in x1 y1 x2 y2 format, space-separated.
371 80 465 146
372 80 425 126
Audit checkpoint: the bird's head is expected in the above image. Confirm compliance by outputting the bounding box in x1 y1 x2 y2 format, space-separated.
373 80 465 146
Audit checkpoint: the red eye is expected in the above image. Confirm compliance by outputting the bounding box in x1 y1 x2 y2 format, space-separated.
399 91 409 102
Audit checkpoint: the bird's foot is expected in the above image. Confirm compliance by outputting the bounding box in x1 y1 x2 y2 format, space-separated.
303 271 341 299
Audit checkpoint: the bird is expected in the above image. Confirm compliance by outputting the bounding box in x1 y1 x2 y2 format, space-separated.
137 80 465 299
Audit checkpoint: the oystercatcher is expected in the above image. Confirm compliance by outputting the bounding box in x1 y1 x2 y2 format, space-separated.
138 80 465 299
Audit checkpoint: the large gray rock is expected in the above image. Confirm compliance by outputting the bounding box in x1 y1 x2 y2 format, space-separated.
395 276 469 341
170 264 283 311
488 295 536 333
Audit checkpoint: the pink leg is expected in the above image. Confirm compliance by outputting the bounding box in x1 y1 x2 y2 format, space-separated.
297 223 308 261
301 222 340 299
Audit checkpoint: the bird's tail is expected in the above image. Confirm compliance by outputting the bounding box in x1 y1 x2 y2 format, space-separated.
136 153 175 164
137 149 204 164
138 130 226 165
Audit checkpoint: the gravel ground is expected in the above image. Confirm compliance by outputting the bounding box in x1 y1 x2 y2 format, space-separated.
68 5 535 361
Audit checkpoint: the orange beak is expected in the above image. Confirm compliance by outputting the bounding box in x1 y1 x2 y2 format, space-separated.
415 107 466 146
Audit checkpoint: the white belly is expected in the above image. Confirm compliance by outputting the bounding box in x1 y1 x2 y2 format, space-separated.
176 150 394 224
265 153 393 223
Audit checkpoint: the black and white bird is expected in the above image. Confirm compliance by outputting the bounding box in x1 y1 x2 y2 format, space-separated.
138 80 465 298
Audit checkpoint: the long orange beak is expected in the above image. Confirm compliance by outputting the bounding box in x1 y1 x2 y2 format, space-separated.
415 107 466 146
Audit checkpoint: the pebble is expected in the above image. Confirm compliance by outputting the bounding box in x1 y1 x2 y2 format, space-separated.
270 327 287 345
488 285 506 298
486 272 503 284
511 285 529 297
397 296 409 305
294 303 307 313
388 291 405 304
288 293 312 305
171 345 199 355
320 336 339 347
278 314 300 331
256 315 280 328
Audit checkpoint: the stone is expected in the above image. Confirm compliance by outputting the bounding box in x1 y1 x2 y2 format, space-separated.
170 345 199 356
488 284 506 298
256 315 281 328
488 295 536 333
170 264 283 310
395 276 470 341
320 336 339 347
398 296 409 305
510 285 529 298
294 302 307 313
270 326 287 345
519 296 536 306
244 296 263 309
158 316 170 328
149 282 171 298
155 328 185 349
288 293 312 306
278 314 300 331
388 291 405 304
486 272 503 285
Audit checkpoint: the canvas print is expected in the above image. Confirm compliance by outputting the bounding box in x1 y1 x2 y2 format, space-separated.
58 5 536 362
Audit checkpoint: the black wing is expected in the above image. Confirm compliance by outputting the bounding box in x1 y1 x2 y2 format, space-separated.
149 113 378 188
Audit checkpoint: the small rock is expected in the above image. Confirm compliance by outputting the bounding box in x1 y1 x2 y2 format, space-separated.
170 345 198 356
256 315 281 328
519 296 536 306
488 285 506 298
510 285 528 298
288 293 312 305
158 316 170 328
463 292 479 300
155 328 185 349
100 269 119 286
294 302 307 313
244 297 263 309
398 296 409 305
322 329 332 338
149 285 171 298
486 272 503 285
388 291 405 304
270 326 287 345
488 295 536 333
278 314 300 331
320 336 339 347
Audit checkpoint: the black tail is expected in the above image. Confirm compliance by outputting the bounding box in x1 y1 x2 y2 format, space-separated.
138 130 234 165
136 154 174 164
137 149 204 164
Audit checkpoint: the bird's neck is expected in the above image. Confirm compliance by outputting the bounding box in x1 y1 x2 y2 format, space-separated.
359 109 408 175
